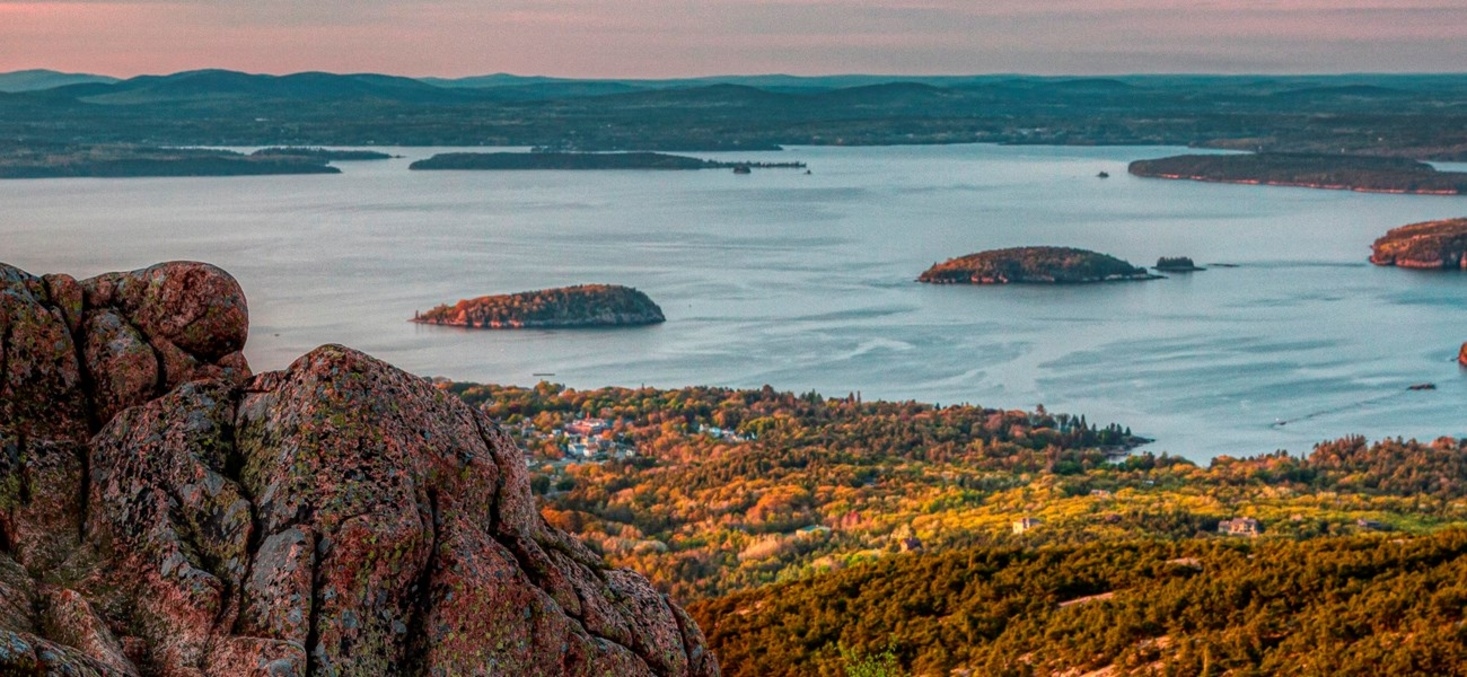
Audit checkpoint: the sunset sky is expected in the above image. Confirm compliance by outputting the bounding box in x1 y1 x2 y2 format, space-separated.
3 0 1466 77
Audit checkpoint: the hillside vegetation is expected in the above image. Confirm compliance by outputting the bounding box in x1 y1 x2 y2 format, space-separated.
692 531 1467 676
445 381 1467 615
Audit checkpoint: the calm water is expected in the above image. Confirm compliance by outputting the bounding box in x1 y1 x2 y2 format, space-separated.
5 144 1466 460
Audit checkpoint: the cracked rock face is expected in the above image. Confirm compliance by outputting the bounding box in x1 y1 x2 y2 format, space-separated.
0 261 719 677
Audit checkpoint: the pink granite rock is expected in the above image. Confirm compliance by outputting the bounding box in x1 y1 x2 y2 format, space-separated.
0 262 718 676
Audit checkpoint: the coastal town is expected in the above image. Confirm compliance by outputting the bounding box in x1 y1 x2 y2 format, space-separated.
499 410 754 465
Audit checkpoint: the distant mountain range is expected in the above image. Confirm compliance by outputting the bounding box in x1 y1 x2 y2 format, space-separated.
8 68 1467 103
0 69 118 93
2 68 1466 157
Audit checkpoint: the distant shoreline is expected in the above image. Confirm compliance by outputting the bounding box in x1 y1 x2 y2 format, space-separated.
1129 153 1467 195
409 151 806 171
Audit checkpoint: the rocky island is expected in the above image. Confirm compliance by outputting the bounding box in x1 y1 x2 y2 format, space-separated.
0 261 716 676
0 142 342 178
1154 256 1205 272
1369 217 1467 269
409 151 804 171
1128 153 1467 195
414 284 666 328
918 246 1159 284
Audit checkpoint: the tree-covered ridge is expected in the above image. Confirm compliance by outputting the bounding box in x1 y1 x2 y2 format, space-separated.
1129 153 1467 194
445 381 1467 606
918 246 1156 284
1369 217 1467 269
9 71 1467 157
413 284 665 328
691 531 1467 676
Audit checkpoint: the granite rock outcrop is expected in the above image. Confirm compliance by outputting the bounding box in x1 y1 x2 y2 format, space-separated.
0 261 717 676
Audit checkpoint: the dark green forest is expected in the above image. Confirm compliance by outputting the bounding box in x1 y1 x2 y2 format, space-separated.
692 531 1467 676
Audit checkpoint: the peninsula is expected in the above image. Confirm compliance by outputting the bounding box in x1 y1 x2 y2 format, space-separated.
409 151 805 171
1128 153 1467 195
1369 217 1467 269
413 284 666 328
0 142 341 178
918 246 1159 284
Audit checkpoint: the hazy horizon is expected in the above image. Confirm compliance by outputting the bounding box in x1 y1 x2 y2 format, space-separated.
4 0 1467 79
7 66 1467 82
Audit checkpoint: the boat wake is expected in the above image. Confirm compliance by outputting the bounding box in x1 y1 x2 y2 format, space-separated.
1270 387 1424 428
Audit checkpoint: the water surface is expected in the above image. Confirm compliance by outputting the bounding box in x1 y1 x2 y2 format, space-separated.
5 144 1465 459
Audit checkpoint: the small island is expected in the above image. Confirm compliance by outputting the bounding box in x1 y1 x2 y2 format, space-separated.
1369 218 1467 269
1154 256 1205 272
1128 153 1467 195
0 142 341 178
413 284 666 329
408 151 805 171
251 147 396 161
918 246 1159 284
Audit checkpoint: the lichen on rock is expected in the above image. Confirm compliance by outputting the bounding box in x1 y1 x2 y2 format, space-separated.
0 261 717 676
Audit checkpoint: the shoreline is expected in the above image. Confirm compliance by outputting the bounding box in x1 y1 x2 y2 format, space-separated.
1133 172 1464 196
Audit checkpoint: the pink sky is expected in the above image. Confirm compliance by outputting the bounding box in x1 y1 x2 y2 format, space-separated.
2 0 1466 77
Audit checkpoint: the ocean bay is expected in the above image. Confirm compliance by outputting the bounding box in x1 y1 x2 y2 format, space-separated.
6 143 1465 459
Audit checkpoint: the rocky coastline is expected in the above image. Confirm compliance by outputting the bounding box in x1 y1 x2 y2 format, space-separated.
1369 218 1467 269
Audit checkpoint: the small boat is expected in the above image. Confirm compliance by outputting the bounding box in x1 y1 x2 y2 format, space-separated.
732 166 752 175
1097 171 1110 179
1408 382 1436 391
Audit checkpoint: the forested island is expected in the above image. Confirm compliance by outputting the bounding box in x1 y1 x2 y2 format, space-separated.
409 151 805 171
919 246 1159 284
1129 153 1467 195
1369 217 1467 269
439 379 1467 675
0 142 341 178
413 284 665 328
1154 256 1204 272
250 146 396 161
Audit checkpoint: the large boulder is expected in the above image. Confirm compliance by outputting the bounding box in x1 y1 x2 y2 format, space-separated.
1 261 249 576
0 262 717 676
